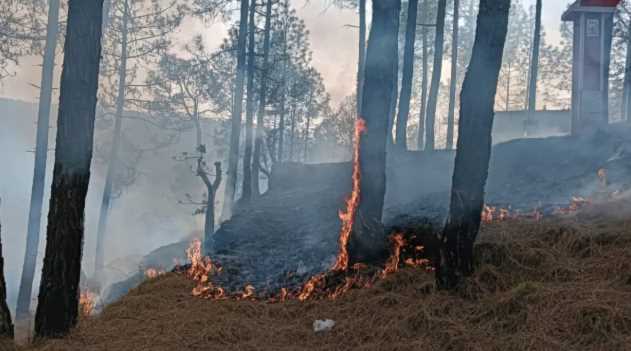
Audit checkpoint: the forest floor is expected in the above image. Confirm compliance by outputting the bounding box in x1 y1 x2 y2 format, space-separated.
8 198 631 351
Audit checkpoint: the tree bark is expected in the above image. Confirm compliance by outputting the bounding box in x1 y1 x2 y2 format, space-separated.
417 0 429 150
357 0 367 116
94 0 129 279
303 91 314 161
277 57 288 163
436 0 510 290
446 0 460 150
349 0 401 264
34 0 104 337
386 25 399 148
240 0 257 203
425 0 446 151
0 219 14 339
252 0 273 197
221 0 249 220
623 34 631 122
199 160 222 255
289 105 297 161
525 0 541 136
395 0 418 150
16 0 60 322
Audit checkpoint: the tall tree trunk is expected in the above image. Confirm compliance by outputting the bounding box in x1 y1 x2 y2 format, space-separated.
252 0 273 197
425 0 446 151
277 56 288 163
387 27 399 148
436 0 510 290
446 0 460 150
505 62 511 111
221 0 249 220
349 0 401 264
525 0 542 136
240 0 257 203
192 106 222 255
34 0 105 337
0 218 14 339
417 0 429 150
303 91 314 161
289 105 296 161
357 0 367 116
395 0 418 150
16 0 60 322
623 35 631 122
94 0 129 279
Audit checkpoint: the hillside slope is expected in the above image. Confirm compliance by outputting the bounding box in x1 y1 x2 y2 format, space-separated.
22 200 631 351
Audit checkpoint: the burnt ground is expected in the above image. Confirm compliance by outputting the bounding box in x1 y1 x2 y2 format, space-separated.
104 124 631 301
19 200 631 351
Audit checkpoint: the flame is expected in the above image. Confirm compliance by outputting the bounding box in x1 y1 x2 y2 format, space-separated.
145 268 165 279
237 285 256 300
381 233 405 278
186 239 225 299
298 273 326 301
481 205 495 223
79 290 96 317
332 118 367 272
598 168 607 188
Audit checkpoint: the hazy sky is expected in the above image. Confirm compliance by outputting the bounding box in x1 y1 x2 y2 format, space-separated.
0 0 575 105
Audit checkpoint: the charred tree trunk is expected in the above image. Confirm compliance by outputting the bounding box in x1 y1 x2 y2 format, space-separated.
241 0 257 203
357 0 367 116
16 0 61 322
425 0 446 151
94 0 129 279
0 217 14 339
417 0 429 150
436 0 510 290
252 0 272 197
446 0 460 150
395 0 418 150
525 0 541 136
349 0 401 264
221 0 250 220
34 0 105 337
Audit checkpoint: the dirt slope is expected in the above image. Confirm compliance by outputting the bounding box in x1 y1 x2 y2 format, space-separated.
21 200 631 351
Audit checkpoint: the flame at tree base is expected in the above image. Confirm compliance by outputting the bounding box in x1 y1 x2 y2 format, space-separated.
332 118 367 272
183 117 432 302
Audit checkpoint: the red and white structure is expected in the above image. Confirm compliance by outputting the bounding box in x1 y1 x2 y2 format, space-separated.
562 0 621 134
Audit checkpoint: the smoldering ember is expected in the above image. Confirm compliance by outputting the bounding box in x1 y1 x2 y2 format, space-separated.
2 0 631 350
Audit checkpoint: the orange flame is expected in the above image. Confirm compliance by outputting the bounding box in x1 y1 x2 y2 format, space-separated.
145 268 165 279
332 118 367 272
381 233 405 278
79 290 96 317
298 273 326 301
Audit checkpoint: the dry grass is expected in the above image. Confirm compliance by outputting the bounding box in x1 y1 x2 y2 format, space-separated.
19 200 631 351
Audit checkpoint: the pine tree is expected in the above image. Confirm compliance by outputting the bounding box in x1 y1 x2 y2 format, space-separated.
34 0 105 337
94 0 184 279
424 0 446 151
16 0 61 322
437 0 510 290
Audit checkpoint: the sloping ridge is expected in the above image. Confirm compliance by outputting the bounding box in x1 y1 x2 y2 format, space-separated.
25 199 631 351
105 126 631 300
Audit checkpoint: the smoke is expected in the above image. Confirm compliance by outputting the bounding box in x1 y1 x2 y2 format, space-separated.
0 97 211 313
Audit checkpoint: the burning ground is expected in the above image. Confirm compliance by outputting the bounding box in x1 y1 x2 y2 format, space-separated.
16 198 631 351
101 125 631 300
